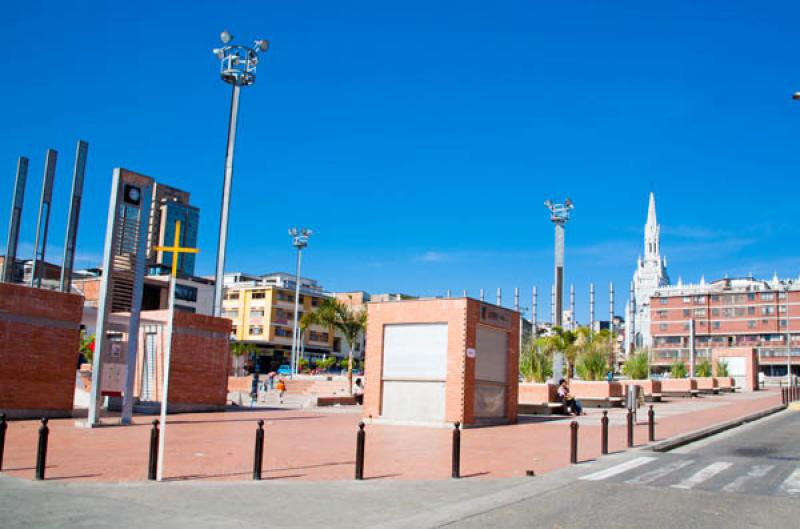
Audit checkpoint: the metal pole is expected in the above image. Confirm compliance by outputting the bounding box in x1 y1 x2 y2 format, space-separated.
626 409 634 448
601 410 609 455
554 224 564 328
551 284 556 325
147 419 159 480
609 282 615 368
355 421 365 480
35 418 49 480
446 289 451 298
156 277 177 481
479 288 485 302
589 283 595 333
628 281 636 355
213 84 241 317
462 289 467 297
290 247 303 377
496 287 502 306
648 405 655 442
532 286 538 334
570 421 578 464
451 422 461 479
514 287 520 312
689 318 696 378
786 285 792 388
30 149 57 288
2 157 28 283
569 284 575 330
253 419 265 480
60 140 89 293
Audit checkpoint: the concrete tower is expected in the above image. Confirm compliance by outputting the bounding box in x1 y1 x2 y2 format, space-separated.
629 192 670 349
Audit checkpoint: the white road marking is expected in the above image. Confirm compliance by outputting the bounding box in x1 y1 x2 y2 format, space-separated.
671 461 733 490
580 457 657 481
625 459 694 485
779 467 800 495
721 464 774 493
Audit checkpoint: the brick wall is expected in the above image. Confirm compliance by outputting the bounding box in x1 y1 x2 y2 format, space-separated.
0 283 83 418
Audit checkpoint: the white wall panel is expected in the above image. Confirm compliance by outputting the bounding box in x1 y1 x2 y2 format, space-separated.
382 323 448 379
382 380 446 422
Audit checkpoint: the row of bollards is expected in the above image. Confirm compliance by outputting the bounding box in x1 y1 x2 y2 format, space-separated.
783 384 799 405
571 406 656 465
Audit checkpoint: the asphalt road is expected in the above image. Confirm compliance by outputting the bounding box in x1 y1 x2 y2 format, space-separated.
1 410 798 529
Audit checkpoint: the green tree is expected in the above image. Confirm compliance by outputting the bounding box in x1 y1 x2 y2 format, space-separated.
79 330 95 365
230 341 257 375
576 349 608 381
306 298 367 392
715 359 729 377
695 358 712 377
519 337 553 383
623 350 650 380
670 361 688 378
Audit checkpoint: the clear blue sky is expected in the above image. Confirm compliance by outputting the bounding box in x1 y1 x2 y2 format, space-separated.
2 1 800 322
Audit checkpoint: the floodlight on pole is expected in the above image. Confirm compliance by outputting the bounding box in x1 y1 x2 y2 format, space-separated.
793 92 800 101
212 30 270 318
544 198 574 328
289 227 312 377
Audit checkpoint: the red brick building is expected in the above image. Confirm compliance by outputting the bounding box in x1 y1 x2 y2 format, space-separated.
650 277 799 376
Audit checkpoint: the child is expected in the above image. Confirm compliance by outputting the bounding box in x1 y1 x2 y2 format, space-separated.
276 378 286 404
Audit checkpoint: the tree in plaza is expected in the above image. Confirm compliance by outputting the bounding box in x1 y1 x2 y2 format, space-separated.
79 330 95 365
306 298 368 394
230 341 258 375
519 335 552 383
623 349 650 380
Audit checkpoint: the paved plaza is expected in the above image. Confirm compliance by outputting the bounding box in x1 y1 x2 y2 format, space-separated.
0 389 783 483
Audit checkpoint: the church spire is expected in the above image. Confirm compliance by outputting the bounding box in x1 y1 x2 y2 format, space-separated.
644 192 660 261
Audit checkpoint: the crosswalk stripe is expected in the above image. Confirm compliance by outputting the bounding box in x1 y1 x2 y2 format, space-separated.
722 464 775 493
671 462 733 490
580 457 657 481
779 468 800 495
625 459 694 485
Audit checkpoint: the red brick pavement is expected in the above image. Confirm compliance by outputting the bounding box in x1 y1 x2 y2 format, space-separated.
0 389 782 483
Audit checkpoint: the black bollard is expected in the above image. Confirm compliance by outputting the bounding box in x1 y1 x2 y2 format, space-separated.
570 421 579 464
35 418 49 481
452 422 461 479
626 410 634 448
147 419 159 481
648 405 655 442
0 412 6 472
355 421 365 480
253 419 265 480
782 387 787 405
601 411 609 455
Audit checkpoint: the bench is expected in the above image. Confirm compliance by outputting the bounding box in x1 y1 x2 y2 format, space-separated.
518 402 569 415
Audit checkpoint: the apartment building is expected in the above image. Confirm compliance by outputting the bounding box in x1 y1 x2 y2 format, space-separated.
649 276 800 376
223 272 334 371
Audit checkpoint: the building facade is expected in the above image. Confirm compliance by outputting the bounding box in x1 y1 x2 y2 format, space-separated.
223 272 335 371
148 182 200 277
649 276 800 376
627 192 670 351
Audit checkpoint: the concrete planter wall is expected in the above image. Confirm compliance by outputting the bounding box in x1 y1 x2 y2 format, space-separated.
717 377 735 390
518 382 557 404
695 377 719 391
624 379 662 397
570 381 623 399
661 378 698 392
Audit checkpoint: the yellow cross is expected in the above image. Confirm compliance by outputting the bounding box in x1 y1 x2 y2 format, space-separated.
153 220 199 277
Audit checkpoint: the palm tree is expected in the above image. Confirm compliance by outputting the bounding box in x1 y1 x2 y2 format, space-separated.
230 341 257 376
306 298 368 393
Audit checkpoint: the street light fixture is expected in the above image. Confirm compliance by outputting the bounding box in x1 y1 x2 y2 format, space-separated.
212 30 270 317
545 198 574 378
289 227 312 377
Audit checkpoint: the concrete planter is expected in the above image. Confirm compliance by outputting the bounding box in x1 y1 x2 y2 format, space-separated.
625 379 662 400
717 377 735 391
571 380 624 399
661 378 698 397
696 377 719 394
518 383 557 404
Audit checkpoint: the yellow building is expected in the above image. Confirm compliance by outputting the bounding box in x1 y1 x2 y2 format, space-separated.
223 272 334 371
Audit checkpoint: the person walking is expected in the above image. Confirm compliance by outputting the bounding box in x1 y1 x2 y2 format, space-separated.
276 377 287 404
353 378 365 405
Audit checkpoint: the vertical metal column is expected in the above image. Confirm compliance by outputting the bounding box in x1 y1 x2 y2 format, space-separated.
479 288 485 302
30 149 57 287
551 284 556 324
2 157 28 283
554 224 564 327
446 289 451 298
689 318 696 378
628 281 636 355
496 287 502 306
609 282 615 368
60 141 89 292
569 284 575 330
589 283 595 333
213 84 241 317
121 185 154 424
532 286 538 331
514 287 520 312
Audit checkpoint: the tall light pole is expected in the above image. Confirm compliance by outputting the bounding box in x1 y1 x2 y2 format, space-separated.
544 199 574 329
786 283 792 385
211 30 270 317
289 227 312 377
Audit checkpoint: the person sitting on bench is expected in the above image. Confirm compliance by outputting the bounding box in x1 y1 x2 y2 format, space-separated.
557 378 584 416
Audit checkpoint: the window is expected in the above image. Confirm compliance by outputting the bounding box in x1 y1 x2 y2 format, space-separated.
250 309 265 318
693 308 706 317
276 292 294 302
231 325 238 334
683 309 691 317
175 284 197 303
779 292 787 300
734 295 747 304
747 306 756 316
735 308 745 317
224 291 239 300
780 320 788 328
761 306 775 316
311 297 320 307
712 321 721 329
779 305 787 314
657 310 668 318
659 324 668 331
248 326 264 336
747 293 756 301
722 308 734 318
712 308 720 316
761 293 775 301
251 290 266 299
682 323 690 330
175 304 195 313
223 309 239 318
711 295 720 302
683 297 691 304
693 296 706 304
659 298 668 305
275 327 292 337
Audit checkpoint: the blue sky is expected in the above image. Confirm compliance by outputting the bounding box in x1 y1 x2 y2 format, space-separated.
2 1 800 322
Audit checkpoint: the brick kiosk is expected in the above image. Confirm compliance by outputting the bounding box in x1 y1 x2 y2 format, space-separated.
363 298 519 427
133 310 232 412
0 283 83 419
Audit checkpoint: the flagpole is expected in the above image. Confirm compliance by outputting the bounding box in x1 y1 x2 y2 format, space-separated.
156 276 176 481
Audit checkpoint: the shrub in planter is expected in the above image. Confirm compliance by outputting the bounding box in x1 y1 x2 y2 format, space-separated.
715 359 729 377
520 341 552 383
576 350 608 381
623 351 649 380
696 359 712 377
670 361 688 379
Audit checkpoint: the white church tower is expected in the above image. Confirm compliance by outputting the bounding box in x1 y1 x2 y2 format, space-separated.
627 192 670 350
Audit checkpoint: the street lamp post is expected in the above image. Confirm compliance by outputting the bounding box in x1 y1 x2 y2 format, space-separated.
289 228 312 377
786 284 792 386
211 30 270 317
545 198 574 378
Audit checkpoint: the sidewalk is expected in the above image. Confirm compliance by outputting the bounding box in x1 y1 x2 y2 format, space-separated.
0 389 782 483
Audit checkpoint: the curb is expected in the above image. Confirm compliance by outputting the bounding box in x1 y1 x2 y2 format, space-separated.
649 404 788 452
